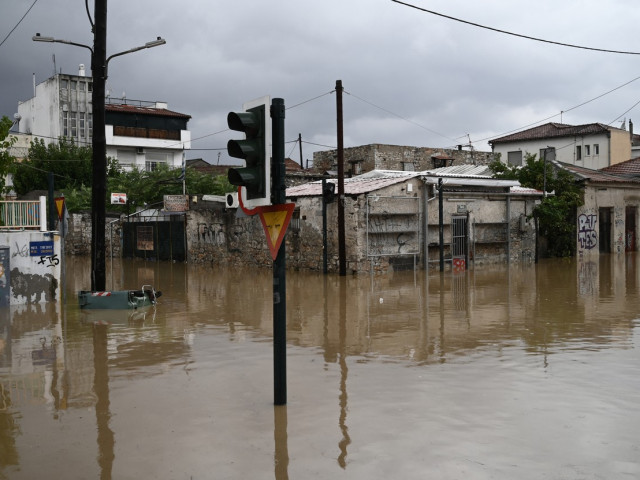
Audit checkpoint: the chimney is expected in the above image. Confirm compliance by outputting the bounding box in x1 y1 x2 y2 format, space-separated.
78 64 85 77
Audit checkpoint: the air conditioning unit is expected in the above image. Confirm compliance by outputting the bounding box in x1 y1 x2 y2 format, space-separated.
136 147 144 155
225 192 239 209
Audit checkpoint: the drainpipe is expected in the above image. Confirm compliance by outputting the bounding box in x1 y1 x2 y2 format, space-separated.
421 177 438 269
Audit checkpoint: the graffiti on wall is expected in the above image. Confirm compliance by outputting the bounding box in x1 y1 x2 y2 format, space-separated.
578 214 597 250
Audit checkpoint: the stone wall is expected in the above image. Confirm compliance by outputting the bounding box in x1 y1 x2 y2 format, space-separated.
63 181 537 274
313 144 495 175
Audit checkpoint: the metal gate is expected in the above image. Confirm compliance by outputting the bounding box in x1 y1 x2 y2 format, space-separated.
122 214 186 262
451 215 468 270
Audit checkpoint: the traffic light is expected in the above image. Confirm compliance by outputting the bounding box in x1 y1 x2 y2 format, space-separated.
322 180 336 204
227 96 272 208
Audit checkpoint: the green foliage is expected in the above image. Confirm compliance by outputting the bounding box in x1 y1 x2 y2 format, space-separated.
0 116 17 195
106 163 234 213
11 137 93 195
62 184 92 213
490 152 584 257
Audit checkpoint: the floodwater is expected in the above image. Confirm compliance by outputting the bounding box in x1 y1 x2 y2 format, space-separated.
1 255 639 480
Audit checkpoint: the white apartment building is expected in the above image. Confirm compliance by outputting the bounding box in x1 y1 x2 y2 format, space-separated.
16 65 191 171
489 122 632 170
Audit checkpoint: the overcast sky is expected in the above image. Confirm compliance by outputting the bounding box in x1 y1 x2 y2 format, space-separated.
2 0 640 165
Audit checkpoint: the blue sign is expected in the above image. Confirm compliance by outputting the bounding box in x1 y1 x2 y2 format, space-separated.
30 241 54 256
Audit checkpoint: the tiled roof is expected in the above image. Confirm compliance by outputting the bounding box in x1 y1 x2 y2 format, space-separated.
557 161 640 184
600 158 640 176
489 122 615 144
106 103 191 119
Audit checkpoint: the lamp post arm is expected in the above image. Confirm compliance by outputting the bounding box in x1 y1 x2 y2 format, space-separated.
32 34 93 54
106 38 165 77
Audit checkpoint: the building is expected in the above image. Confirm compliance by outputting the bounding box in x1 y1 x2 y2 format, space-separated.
283 166 542 273
489 122 632 170
313 144 494 176
556 161 640 255
16 66 191 172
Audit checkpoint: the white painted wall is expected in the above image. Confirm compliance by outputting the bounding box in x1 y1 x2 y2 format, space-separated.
0 231 62 305
493 132 612 169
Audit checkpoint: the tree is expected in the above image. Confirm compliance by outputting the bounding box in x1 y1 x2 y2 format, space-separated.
490 153 583 257
11 137 94 195
0 116 17 196
106 163 234 213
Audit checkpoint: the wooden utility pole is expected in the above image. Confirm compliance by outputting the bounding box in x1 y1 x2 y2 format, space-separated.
298 133 303 168
336 80 346 276
91 0 107 291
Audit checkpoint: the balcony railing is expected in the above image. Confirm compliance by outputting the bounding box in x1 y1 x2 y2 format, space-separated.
0 198 47 230
113 126 181 141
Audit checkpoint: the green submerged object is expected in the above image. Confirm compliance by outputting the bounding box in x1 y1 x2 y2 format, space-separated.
78 285 161 310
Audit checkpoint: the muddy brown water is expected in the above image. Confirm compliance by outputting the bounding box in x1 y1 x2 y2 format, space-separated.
1 255 639 479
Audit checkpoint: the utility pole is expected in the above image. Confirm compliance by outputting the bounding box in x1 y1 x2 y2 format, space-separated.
298 133 303 168
336 80 346 276
91 0 107 292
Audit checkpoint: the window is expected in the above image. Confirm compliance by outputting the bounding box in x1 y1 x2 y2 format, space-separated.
60 79 68 90
585 145 591 156
507 151 522 166
70 80 77 90
88 113 93 140
70 114 77 137
145 152 169 172
62 111 69 137
576 145 582 161
79 114 85 138
594 144 599 155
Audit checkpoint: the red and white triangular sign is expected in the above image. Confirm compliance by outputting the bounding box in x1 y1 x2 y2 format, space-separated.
258 203 296 260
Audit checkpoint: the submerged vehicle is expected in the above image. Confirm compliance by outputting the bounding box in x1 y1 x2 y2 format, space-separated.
78 285 161 310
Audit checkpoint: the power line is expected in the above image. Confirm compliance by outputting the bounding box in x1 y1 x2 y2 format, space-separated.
391 0 640 55
344 90 455 141
0 0 39 49
472 74 640 145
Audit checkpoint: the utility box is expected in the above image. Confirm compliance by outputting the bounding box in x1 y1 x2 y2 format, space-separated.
0 246 9 307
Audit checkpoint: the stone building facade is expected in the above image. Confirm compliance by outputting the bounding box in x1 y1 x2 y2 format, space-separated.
312 144 494 176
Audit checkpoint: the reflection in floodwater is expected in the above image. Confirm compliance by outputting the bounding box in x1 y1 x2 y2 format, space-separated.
273 406 289 480
93 325 114 480
0 254 639 479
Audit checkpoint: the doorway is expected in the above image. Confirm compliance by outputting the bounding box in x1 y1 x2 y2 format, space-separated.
599 207 612 253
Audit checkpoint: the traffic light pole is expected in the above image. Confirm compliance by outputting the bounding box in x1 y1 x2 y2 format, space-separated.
271 98 287 405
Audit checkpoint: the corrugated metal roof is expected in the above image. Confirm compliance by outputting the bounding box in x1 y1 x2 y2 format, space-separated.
286 173 415 198
286 168 523 198
424 164 493 177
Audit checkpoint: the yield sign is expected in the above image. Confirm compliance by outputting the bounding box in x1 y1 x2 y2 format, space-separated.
258 203 296 260
54 196 66 220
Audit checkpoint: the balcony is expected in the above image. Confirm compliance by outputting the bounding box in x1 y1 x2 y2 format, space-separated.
113 126 181 141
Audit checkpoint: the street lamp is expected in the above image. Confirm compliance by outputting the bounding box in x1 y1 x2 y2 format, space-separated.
33 27 166 292
33 33 166 76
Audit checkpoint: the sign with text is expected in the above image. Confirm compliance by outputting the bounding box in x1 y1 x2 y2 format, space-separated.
30 241 54 256
111 193 127 204
164 195 189 212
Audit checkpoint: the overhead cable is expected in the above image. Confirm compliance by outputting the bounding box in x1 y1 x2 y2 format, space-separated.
391 0 640 55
